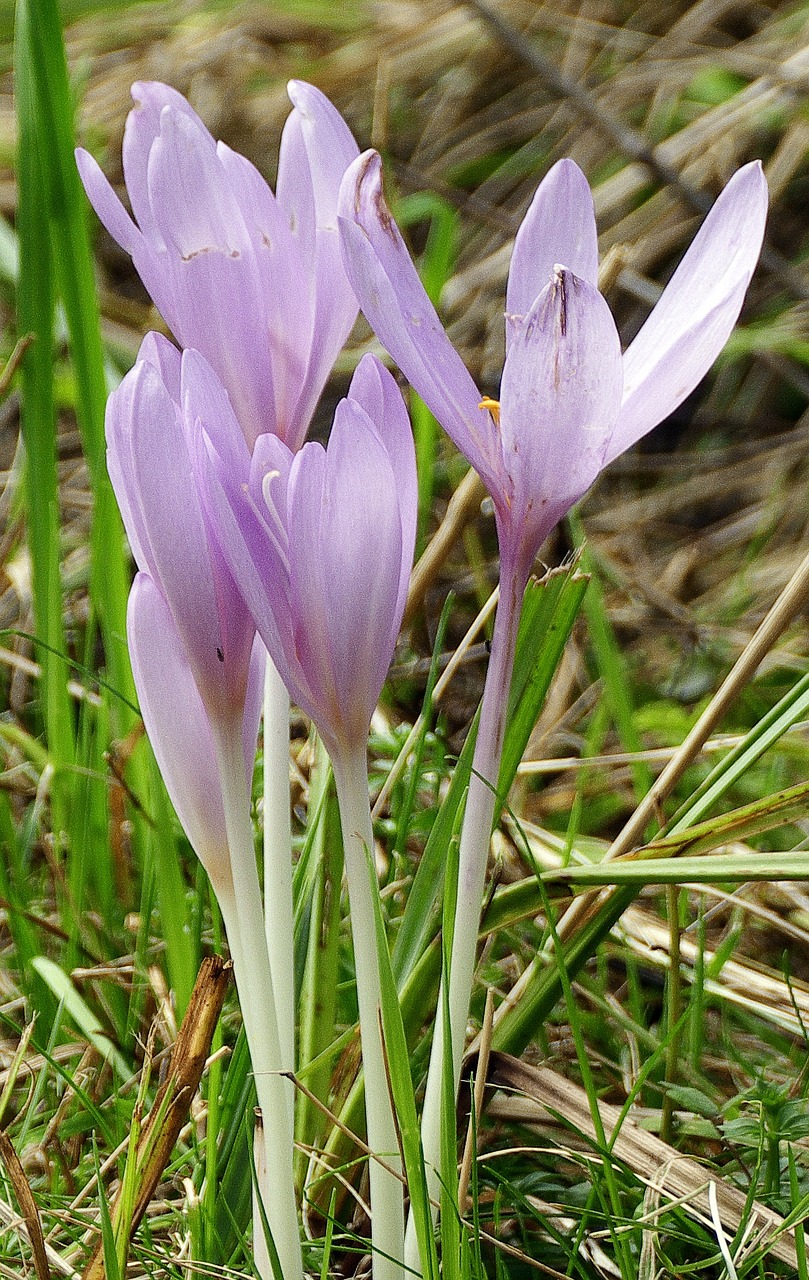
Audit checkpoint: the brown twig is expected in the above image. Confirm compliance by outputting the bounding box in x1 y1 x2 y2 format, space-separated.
81 956 231 1280
0 1127 51 1280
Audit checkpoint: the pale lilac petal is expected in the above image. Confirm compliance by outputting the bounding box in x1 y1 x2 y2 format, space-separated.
125 81 206 245
608 160 768 462
125 361 227 709
138 331 181 400
285 443 336 727
128 573 230 890
105 366 158 578
179 351 256 693
282 82 360 449
285 82 359 232
217 142 312 430
75 148 144 256
181 348 250 481
216 143 296 258
289 282 358 453
158 248 277 447
322 402 403 719
202 431 295 696
289 403 403 746
338 151 504 499
146 108 249 258
347 354 416 617
500 268 623 558
506 160 599 324
276 105 316 265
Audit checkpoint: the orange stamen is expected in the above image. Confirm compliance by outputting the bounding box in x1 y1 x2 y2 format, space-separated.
478 396 501 425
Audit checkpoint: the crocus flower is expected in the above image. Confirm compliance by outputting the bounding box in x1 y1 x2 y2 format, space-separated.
338 153 768 1271
106 332 263 888
203 350 416 1279
204 352 417 759
338 152 768 575
108 336 303 1280
78 79 359 452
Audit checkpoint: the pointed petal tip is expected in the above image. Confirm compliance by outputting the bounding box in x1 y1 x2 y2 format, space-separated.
130 80 187 110
340 149 388 226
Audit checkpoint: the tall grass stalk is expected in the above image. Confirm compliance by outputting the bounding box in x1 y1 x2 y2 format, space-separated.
19 0 133 717
15 0 75 818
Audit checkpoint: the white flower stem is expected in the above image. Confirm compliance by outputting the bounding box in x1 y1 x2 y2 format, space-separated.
404 555 526 1272
262 653 296 1079
212 717 303 1280
332 744 405 1280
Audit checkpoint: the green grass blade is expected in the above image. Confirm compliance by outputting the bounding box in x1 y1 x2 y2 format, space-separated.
392 593 454 864
497 564 588 801
547 850 809 886
14 0 75 785
93 1137 123 1280
295 739 344 1173
365 843 439 1280
666 667 809 835
394 565 585 987
569 513 653 802
142 746 199 1016
31 956 132 1079
439 824 461 1280
20 0 134 727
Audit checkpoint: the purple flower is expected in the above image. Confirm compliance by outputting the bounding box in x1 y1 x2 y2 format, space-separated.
78 80 359 452
107 334 262 886
205 354 417 756
338 153 768 575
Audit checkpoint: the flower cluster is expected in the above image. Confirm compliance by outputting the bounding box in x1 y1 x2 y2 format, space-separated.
79 79 767 1280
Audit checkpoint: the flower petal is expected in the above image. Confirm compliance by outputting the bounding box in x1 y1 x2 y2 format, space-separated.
181 347 250 482
124 81 205 246
347 353 416 620
106 363 159 578
217 142 312 439
123 360 229 710
146 107 248 258
338 150 504 500
288 401 403 747
128 572 230 890
500 268 623 560
607 160 768 463
281 81 360 450
138 330 182 400
75 147 144 257
506 160 599 325
155 246 278 448
202 428 302 710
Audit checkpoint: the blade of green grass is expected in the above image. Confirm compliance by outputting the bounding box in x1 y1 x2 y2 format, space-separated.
393 564 586 987
569 513 653 803
666 666 809 835
392 593 454 866
14 0 75 806
497 564 589 801
546 850 809 885
19 0 132 704
31 956 131 1079
366 841 439 1280
295 738 344 1180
